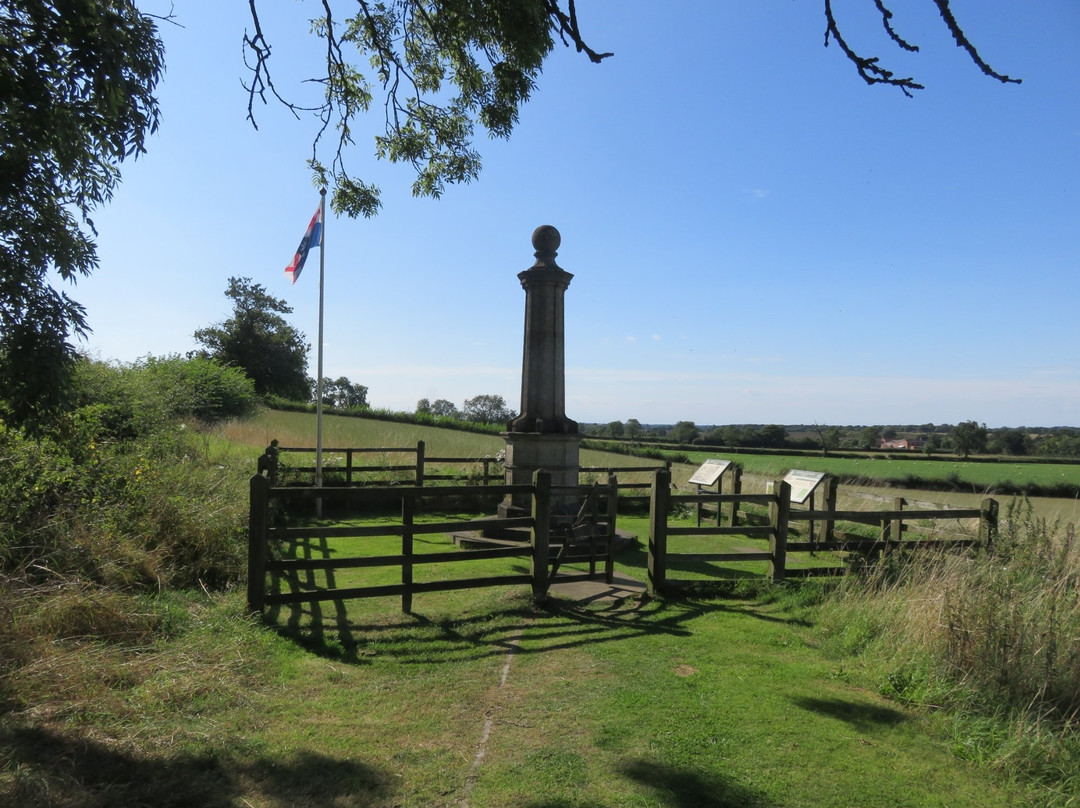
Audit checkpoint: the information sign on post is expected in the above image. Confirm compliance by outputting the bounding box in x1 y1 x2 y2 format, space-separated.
688 458 731 487
783 469 826 505
689 458 732 528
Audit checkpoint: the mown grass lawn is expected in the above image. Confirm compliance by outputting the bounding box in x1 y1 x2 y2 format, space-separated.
2 551 1041 808
247 582 1030 808
228 509 1032 808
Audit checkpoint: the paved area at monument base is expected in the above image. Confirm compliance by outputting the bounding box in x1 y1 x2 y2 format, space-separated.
548 571 645 603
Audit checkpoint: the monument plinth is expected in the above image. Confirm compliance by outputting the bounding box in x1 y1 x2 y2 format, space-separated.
499 225 581 518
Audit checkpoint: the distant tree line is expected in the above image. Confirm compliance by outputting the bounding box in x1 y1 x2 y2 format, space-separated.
582 420 1080 459
416 394 515 426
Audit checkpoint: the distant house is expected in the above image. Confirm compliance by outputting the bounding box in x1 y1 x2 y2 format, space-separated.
878 438 922 450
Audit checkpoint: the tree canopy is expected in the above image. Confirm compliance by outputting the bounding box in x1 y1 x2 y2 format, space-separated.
317 376 368 409
0 0 163 428
245 0 1019 218
951 420 989 459
193 277 310 401
462 393 514 425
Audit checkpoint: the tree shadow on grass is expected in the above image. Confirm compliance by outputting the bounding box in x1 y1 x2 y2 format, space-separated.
1 725 394 808
522 759 773 808
789 695 907 730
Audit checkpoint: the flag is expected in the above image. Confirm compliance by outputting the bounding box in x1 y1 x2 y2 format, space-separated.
284 204 323 284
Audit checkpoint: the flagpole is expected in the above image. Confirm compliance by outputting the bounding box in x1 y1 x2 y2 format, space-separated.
315 188 327 513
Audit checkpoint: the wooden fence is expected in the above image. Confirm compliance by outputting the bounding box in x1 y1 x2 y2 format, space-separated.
247 470 619 614
647 468 998 594
269 440 669 493
270 441 503 487
248 452 1000 611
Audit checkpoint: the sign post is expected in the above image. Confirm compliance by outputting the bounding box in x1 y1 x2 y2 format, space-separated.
783 469 828 549
688 459 732 527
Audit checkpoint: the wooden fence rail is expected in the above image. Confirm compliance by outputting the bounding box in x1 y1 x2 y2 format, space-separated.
271 441 503 487
269 442 668 490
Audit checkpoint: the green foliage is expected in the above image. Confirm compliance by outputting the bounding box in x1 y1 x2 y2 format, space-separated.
264 397 505 436
0 357 253 595
461 393 514 425
1037 430 1080 458
952 420 989 459
0 1 164 429
245 1 609 217
858 425 883 450
580 439 689 466
67 355 257 442
669 420 699 444
193 277 310 400
315 376 368 409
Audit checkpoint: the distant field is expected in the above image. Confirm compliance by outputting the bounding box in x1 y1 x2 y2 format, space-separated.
221 410 661 487
681 449 1080 491
221 411 1080 526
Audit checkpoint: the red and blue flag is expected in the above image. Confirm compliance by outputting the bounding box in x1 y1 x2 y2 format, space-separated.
284 205 323 284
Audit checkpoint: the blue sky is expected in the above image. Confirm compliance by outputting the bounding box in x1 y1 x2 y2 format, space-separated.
74 1 1079 427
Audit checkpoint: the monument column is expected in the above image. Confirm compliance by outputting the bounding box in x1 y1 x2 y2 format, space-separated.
500 225 581 517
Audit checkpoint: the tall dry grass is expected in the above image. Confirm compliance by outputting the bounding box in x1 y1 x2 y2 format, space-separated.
818 497 1080 798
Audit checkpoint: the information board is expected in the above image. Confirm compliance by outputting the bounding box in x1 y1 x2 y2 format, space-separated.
783 469 826 505
688 458 731 487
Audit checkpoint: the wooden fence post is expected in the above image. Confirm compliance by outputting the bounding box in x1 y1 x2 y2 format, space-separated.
531 469 552 603
415 440 426 487
729 466 742 527
401 493 414 613
605 473 618 584
890 497 905 551
716 473 723 528
256 440 279 486
247 474 269 613
648 467 671 596
980 497 999 549
345 448 353 486
820 476 837 544
767 479 790 582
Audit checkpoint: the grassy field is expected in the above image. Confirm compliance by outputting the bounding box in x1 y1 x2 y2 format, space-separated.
230 409 1080 494
3 581 1034 807
4 409 1077 806
680 449 1080 491
223 407 1080 528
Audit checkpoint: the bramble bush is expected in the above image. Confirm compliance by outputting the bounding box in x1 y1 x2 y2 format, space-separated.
0 357 254 701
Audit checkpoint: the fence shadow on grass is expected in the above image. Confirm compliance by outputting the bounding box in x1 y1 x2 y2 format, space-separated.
0 725 395 808
263 578 812 669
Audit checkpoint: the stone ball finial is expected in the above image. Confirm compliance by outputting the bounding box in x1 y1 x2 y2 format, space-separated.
530 225 561 269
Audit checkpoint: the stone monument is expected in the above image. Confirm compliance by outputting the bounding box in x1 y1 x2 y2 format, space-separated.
498 225 581 518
